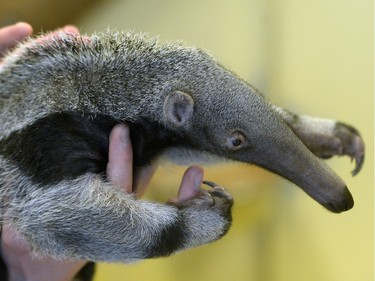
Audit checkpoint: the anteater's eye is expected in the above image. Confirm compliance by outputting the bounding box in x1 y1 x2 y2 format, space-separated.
232 138 243 147
226 131 246 150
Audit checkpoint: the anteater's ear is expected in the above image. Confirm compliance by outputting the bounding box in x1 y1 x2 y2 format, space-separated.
163 91 194 127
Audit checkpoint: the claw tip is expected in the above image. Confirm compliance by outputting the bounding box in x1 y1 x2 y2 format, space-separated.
351 155 365 176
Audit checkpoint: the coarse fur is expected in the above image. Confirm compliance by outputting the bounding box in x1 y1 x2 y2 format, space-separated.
0 31 365 277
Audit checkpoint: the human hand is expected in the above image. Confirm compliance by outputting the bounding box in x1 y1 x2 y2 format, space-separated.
0 22 33 56
107 124 204 201
0 22 79 65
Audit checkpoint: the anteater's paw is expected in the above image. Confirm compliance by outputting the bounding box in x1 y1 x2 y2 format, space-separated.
307 122 365 176
170 180 233 240
174 181 233 212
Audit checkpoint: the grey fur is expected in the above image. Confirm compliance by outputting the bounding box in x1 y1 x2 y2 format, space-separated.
0 31 364 262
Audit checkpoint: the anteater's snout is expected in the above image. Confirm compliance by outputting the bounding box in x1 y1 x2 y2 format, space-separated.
323 186 354 213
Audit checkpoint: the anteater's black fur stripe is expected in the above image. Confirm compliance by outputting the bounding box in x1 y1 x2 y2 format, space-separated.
0 112 188 186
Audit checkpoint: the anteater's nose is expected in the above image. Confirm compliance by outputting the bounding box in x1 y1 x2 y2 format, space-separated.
323 186 354 213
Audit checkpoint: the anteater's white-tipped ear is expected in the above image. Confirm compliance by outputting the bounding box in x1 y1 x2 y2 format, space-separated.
163 91 194 127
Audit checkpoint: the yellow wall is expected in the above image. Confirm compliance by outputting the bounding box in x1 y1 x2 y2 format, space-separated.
77 0 374 280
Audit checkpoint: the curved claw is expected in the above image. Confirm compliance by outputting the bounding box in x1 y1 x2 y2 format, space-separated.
202 180 224 190
202 180 233 203
350 135 365 176
334 122 365 176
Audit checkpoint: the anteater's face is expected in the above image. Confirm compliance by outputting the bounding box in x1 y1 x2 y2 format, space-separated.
162 60 353 213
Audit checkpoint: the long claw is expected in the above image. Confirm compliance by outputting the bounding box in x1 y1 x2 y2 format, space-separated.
351 136 365 176
202 180 233 202
334 122 365 176
202 180 224 191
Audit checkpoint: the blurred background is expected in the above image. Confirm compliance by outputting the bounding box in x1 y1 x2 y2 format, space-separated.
1 0 373 280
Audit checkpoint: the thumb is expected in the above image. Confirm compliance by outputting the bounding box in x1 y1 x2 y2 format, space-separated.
170 166 204 204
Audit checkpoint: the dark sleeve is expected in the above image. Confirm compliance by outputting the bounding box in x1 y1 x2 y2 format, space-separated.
0 232 9 281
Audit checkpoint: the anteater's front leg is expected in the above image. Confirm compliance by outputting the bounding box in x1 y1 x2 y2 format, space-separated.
273 106 365 175
5 173 233 262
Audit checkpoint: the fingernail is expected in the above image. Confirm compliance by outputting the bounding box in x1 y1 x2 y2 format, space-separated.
15 22 33 35
193 170 203 189
62 25 80 34
119 124 130 144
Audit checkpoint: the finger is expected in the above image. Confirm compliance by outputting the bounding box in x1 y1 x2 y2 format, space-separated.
106 124 133 193
0 22 33 55
170 165 204 204
34 25 80 46
43 25 80 39
1 224 31 256
133 162 159 198
61 25 80 35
